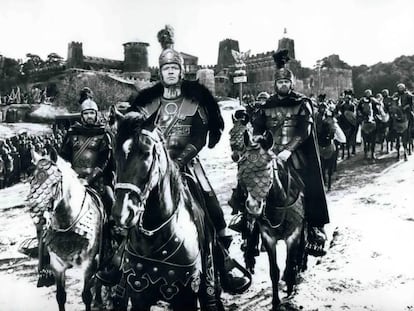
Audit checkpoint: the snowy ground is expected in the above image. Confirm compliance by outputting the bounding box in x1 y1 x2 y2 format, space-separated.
0 103 413 310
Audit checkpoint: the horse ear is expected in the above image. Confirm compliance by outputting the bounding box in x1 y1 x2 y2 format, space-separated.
109 105 126 131
49 147 58 163
243 130 251 147
260 131 274 150
30 149 42 165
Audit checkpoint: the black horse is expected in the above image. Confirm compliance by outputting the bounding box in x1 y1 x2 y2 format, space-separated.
336 99 358 159
111 111 221 311
316 110 338 191
237 130 307 311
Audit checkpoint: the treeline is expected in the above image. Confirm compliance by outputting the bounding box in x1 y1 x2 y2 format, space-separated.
352 55 414 96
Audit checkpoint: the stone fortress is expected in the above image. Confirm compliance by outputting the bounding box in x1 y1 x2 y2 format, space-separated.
64 33 353 99
2 33 353 100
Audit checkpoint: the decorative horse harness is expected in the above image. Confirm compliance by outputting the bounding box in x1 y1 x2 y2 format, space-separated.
114 129 201 301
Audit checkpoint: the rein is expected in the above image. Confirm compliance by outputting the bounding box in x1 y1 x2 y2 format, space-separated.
115 128 178 236
48 189 88 232
261 162 292 229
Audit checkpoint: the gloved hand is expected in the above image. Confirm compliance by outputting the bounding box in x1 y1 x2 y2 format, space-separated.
278 149 292 162
208 130 222 148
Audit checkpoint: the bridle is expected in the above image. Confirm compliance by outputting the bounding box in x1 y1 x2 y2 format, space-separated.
114 128 176 236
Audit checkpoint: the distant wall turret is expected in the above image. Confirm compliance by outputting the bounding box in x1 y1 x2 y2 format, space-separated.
278 36 295 60
123 42 149 72
217 39 240 72
67 42 84 68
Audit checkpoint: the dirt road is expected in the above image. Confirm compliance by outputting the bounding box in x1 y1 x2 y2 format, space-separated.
0 112 413 310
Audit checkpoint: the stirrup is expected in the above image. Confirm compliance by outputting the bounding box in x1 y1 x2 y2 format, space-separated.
306 227 327 257
221 256 252 295
37 269 55 287
228 214 245 233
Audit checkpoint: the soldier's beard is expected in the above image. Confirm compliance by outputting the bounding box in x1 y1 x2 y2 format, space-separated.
276 85 291 96
163 84 182 99
83 117 96 126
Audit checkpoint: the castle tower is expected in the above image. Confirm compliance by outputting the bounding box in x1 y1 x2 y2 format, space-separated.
277 28 295 60
67 42 84 68
217 39 240 72
0 55 4 76
123 41 149 73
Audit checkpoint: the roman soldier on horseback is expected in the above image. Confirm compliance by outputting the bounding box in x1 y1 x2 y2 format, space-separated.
35 92 116 288
229 49 330 257
98 25 251 296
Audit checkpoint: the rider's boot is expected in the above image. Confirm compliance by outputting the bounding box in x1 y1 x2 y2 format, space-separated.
306 225 327 257
215 236 251 295
37 234 55 288
228 184 246 215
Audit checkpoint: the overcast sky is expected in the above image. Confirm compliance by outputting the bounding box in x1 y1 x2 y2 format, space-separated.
2 0 414 68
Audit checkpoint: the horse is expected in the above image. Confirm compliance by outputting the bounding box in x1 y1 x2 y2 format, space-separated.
358 100 377 160
237 130 307 311
316 110 338 191
373 101 390 154
388 101 410 161
110 111 219 311
336 100 358 159
27 149 105 311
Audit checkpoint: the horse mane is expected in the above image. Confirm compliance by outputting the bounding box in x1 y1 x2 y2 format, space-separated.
55 155 81 184
115 112 147 152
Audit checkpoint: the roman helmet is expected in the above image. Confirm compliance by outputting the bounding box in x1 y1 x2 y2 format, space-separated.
80 99 99 125
157 25 185 81
272 48 294 82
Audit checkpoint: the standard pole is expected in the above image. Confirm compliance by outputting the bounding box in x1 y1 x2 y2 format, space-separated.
239 82 243 106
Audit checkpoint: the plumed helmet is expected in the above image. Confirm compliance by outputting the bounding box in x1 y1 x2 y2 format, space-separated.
157 25 184 70
272 49 293 81
81 99 98 112
79 87 94 105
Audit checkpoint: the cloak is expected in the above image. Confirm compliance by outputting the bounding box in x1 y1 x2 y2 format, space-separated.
129 80 224 148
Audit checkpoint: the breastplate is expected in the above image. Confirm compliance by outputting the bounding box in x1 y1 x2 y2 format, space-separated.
264 104 302 148
155 99 194 159
71 134 102 178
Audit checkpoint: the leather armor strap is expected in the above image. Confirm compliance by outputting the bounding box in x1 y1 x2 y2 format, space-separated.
72 136 95 165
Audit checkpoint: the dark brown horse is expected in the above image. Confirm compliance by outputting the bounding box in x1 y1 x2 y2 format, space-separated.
111 112 220 311
388 101 410 161
237 130 307 311
358 100 377 160
336 100 358 159
316 110 338 191
28 150 104 311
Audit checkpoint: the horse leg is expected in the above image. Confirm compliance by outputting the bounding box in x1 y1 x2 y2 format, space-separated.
396 137 401 160
244 224 260 274
403 133 408 161
328 160 333 191
283 229 303 296
50 254 66 311
371 139 376 160
261 229 280 310
55 270 66 311
82 259 97 311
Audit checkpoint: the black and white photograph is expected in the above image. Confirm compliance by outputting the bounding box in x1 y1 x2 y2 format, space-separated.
1 0 414 310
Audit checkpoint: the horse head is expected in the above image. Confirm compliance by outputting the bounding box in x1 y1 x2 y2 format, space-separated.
112 111 174 231
238 130 276 218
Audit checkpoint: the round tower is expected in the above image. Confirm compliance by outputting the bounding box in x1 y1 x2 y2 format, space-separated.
277 28 295 60
123 41 149 73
